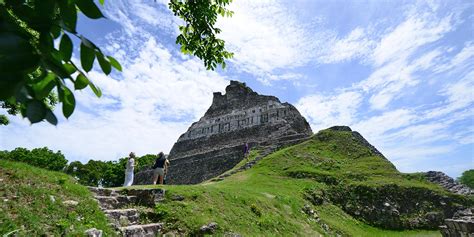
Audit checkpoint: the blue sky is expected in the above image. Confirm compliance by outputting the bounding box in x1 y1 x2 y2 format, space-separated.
0 0 473 178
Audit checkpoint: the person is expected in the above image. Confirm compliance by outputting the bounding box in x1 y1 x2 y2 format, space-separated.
244 142 250 160
123 152 136 187
152 152 170 185
163 155 170 184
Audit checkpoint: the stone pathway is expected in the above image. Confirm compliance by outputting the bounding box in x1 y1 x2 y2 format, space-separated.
88 187 165 237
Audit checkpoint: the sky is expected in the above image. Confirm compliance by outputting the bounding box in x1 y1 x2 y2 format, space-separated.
0 0 473 178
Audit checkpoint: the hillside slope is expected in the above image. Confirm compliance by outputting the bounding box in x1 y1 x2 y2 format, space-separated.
0 160 114 236
125 127 471 236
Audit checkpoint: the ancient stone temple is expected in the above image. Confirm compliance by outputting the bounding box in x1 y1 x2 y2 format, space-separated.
163 80 313 184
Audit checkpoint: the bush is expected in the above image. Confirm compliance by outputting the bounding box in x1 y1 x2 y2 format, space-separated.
2 147 67 171
458 170 474 189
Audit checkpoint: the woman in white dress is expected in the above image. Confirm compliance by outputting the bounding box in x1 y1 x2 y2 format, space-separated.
123 152 136 187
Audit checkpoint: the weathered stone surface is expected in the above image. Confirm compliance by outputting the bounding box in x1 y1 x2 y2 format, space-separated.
95 195 137 210
133 169 155 185
121 188 165 206
200 222 218 234
85 228 103 237
89 187 165 236
104 209 140 227
441 208 474 237
120 223 163 237
63 200 79 206
424 171 473 196
149 80 312 184
88 186 119 197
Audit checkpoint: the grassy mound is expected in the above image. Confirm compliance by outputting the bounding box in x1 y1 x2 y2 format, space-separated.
124 128 471 236
0 160 114 236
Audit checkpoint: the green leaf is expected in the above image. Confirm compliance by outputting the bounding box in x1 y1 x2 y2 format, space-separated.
33 73 56 99
99 0 105 5
26 100 47 123
0 73 25 100
63 63 76 75
59 34 73 61
76 0 104 19
107 56 122 72
44 57 72 79
45 109 58 125
89 82 102 97
61 87 75 118
81 36 96 49
59 0 78 33
96 52 111 75
80 43 95 72
75 74 89 90
0 33 40 73
39 32 54 53
51 25 62 39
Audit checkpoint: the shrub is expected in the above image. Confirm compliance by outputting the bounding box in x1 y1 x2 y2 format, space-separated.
458 170 474 189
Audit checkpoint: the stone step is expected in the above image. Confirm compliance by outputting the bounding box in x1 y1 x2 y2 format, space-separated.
96 195 137 210
122 189 165 206
88 187 119 197
120 223 163 237
104 208 140 227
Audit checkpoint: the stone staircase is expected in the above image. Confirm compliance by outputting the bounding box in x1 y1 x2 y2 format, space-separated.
88 187 165 237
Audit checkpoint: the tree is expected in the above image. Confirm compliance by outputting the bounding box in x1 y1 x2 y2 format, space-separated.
2 147 68 171
0 0 233 125
63 153 159 187
458 169 474 189
135 154 158 172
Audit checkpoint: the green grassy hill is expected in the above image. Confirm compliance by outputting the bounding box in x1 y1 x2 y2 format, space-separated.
0 160 114 236
1 127 470 236
125 127 471 236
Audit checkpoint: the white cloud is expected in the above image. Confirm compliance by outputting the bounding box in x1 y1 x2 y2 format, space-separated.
371 12 455 67
216 0 326 82
318 27 376 63
426 71 474 118
103 0 179 36
217 0 377 84
296 91 362 132
353 109 417 138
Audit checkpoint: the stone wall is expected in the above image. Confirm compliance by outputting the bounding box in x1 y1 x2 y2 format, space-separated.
424 171 473 195
134 80 313 185
440 208 474 237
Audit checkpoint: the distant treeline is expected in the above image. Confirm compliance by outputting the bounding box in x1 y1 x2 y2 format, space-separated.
0 147 157 187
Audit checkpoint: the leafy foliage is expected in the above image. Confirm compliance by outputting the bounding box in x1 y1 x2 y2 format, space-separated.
169 0 234 70
458 169 474 189
0 114 8 125
64 153 157 187
1 0 233 124
0 0 118 124
0 147 67 171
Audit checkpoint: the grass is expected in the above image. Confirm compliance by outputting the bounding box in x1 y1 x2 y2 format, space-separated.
120 128 458 236
0 159 114 236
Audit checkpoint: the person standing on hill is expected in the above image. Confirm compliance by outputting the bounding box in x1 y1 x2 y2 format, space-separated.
163 155 170 184
244 142 250 160
152 152 169 185
123 152 136 187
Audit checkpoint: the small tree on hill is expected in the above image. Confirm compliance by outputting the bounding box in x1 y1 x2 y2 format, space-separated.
458 169 474 189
